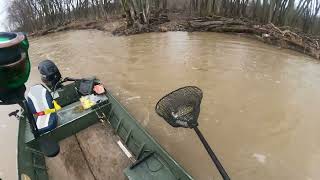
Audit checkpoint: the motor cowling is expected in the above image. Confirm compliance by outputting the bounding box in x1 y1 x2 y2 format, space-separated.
38 60 62 90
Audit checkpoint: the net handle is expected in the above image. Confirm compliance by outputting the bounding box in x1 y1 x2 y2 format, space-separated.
194 127 230 180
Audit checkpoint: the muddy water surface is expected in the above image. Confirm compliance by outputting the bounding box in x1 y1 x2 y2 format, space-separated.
1 30 320 180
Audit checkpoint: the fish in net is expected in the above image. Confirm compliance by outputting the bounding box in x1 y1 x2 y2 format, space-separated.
155 86 203 128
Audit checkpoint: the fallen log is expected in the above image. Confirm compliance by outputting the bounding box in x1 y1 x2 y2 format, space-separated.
188 17 320 60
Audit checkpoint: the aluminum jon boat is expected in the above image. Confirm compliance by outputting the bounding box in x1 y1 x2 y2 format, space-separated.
17 76 193 180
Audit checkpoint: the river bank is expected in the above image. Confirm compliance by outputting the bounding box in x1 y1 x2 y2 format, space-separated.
29 13 320 60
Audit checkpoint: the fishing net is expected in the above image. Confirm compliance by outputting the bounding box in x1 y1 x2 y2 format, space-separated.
155 86 203 128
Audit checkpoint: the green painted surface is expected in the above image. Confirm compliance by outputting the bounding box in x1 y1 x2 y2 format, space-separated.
124 153 177 180
106 92 193 180
26 101 109 148
18 113 48 180
0 37 10 42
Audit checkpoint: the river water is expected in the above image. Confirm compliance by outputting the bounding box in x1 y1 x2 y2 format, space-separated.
1 30 320 180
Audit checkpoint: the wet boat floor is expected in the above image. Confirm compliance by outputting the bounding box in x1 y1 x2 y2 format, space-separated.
45 123 131 180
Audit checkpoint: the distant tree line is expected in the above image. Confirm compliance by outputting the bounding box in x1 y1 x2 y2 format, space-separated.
120 0 168 25
6 0 320 35
7 0 122 31
185 0 320 34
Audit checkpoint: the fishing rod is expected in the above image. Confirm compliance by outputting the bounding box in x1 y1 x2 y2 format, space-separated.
155 86 231 180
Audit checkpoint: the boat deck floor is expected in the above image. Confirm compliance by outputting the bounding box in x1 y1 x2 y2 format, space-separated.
45 123 131 180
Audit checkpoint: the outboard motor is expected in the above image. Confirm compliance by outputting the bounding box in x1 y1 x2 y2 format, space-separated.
38 60 62 90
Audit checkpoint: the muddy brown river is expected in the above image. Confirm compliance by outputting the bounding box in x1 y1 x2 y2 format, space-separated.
1 30 320 180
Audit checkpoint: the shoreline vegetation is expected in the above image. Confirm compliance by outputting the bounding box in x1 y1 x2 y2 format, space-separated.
28 14 320 60
6 0 320 59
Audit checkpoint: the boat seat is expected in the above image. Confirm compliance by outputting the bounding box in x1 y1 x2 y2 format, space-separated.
27 84 58 134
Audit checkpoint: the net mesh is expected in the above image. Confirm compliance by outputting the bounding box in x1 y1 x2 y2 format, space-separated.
155 86 203 128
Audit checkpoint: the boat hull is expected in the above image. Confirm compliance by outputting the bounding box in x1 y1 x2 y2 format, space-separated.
17 81 193 180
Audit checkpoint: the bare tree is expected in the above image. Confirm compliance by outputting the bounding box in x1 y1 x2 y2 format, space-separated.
5 0 320 35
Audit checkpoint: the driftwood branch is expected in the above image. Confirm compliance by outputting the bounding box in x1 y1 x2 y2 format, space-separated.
188 17 320 59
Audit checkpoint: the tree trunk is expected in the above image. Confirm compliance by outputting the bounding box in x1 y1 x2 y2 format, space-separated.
268 0 275 23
